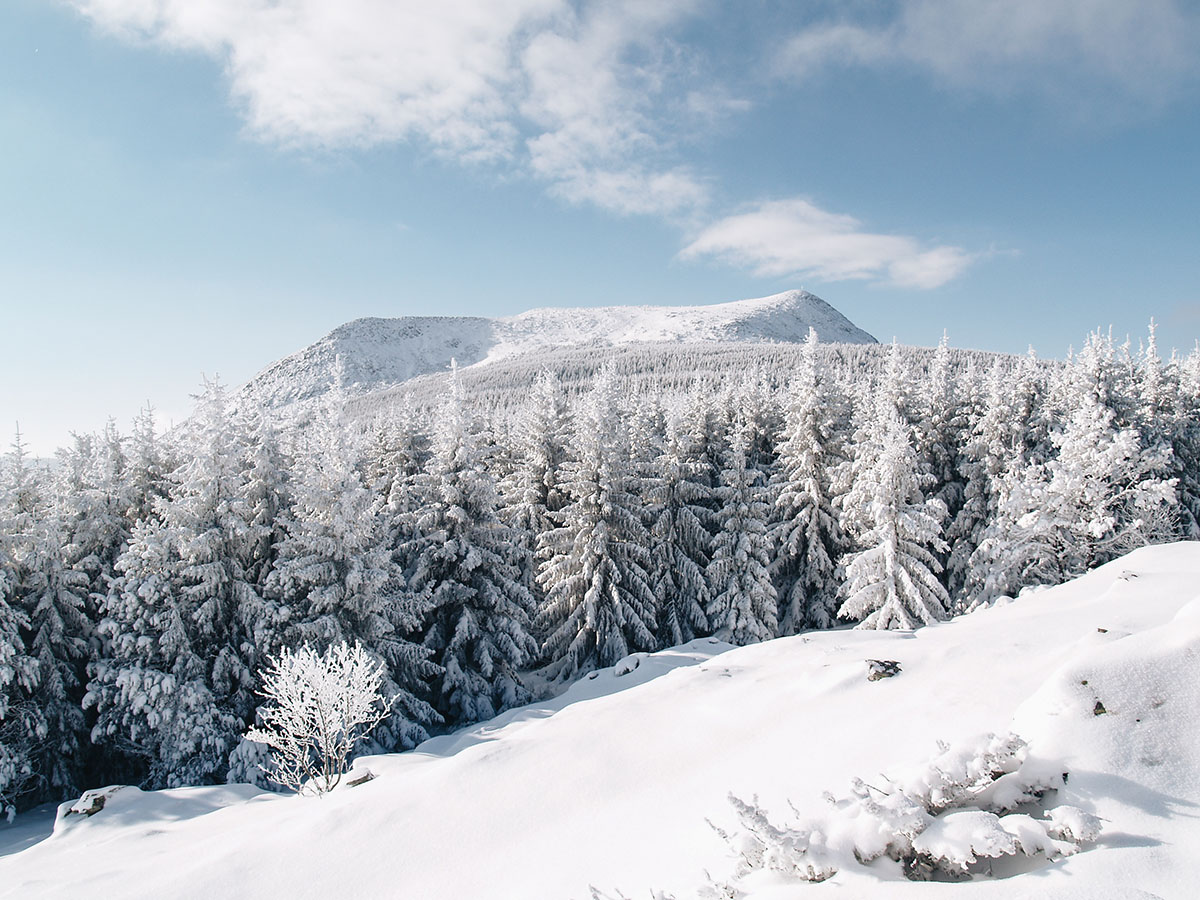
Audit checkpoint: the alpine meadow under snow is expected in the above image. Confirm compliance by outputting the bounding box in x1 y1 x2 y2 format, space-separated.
2 290 1199 897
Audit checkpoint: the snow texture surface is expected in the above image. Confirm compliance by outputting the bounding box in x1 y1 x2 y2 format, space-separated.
3 544 1199 899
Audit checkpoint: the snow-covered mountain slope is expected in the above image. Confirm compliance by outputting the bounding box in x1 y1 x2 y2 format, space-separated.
239 290 876 408
7 543 1198 899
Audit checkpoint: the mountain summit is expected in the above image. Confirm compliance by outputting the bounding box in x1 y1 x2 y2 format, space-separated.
240 290 876 409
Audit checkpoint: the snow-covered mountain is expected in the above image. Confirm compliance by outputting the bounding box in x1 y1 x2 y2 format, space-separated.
239 290 876 409
4 543 1197 899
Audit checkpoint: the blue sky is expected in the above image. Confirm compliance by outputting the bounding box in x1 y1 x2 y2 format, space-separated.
3 0 1199 454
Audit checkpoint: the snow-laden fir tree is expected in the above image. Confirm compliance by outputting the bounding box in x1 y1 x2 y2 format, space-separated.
973 396 1176 601
238 411 292 592
770 329 846 633
967 334 1178 603
497 369 571 611
402 375 537 724
87 380 277 787
838 400 951 631
0 433 42 817
1135 322 1198 539
706 414 778 645
18 505 90 803
536 364 657 679
645 405 712 648
55 425 129 612
1170 342 1200 536
918 332 967 546
263 388 438 757
124 405 171 526
954 351 1049 603
364 403 430 512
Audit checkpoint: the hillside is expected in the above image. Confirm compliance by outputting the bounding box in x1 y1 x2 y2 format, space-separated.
238 290 876 409
3 542 1197 899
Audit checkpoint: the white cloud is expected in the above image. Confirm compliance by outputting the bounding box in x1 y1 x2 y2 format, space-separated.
778 0 1199 107
73 0 560 159
68 1 982 281
681 198 974 289
70 0 711 214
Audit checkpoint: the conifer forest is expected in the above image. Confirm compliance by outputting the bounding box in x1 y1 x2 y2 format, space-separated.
1 325 1194 817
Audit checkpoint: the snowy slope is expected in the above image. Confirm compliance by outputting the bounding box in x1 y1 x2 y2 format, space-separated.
239 290 876 408
4 543 1198 899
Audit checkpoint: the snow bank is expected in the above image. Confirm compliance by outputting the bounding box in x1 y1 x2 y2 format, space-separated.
2 544 1198 899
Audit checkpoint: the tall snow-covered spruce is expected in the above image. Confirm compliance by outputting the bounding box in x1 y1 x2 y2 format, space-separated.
535 365 657 680
770 329 846 633
644 406 713 647
706 414 778 644
838 357 951 630
401 371 537 725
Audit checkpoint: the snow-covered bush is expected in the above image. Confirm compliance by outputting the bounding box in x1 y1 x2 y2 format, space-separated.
698 732 1099 890
245 642 392 796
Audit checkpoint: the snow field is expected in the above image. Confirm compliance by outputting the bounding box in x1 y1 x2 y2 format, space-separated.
3 542 1198 899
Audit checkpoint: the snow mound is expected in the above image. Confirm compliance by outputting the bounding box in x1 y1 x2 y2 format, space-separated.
3 544 1198 899
238 290 876 409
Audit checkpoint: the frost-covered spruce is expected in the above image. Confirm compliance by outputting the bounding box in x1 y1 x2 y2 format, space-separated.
0 433 43 816
645 407 712 648
706 415 778 645
1171 342 1200 536
497 369 571 611
87 380 275 787
957 350 1050 603
403 379 537 725
266 389 438 754
56 422 134 620
918 332 966 546
536 364 657 680
770 329 846 633
970 335 1178 601
124 405 172 526
838 403 950 630
18 507 90 802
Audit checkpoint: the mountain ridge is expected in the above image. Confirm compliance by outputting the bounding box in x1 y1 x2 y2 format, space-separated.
238 289 876 409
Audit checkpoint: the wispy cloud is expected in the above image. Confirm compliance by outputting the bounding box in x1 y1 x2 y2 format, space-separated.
69 1 995 287
681 198 974 289
778 0 1200 109
70 0 713 216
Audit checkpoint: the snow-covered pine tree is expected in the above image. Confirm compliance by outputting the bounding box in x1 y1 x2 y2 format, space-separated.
57 422 133 621
645 406 712 648
1135 321 1198 539
18 505 90 803
918 332 966 548
498 369 571 614
0 433 43 816
265 386 438 755
968 334 1178 602
239 411 292 593
403 377 537 725
706 414 778 645
1171 342 1200 536
770 329 846 633
838 400 951 631
87 380 275 787
124 405 170 525
535 364 657 679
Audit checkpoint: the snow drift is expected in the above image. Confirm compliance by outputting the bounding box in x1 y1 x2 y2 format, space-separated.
2 542 1198 899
